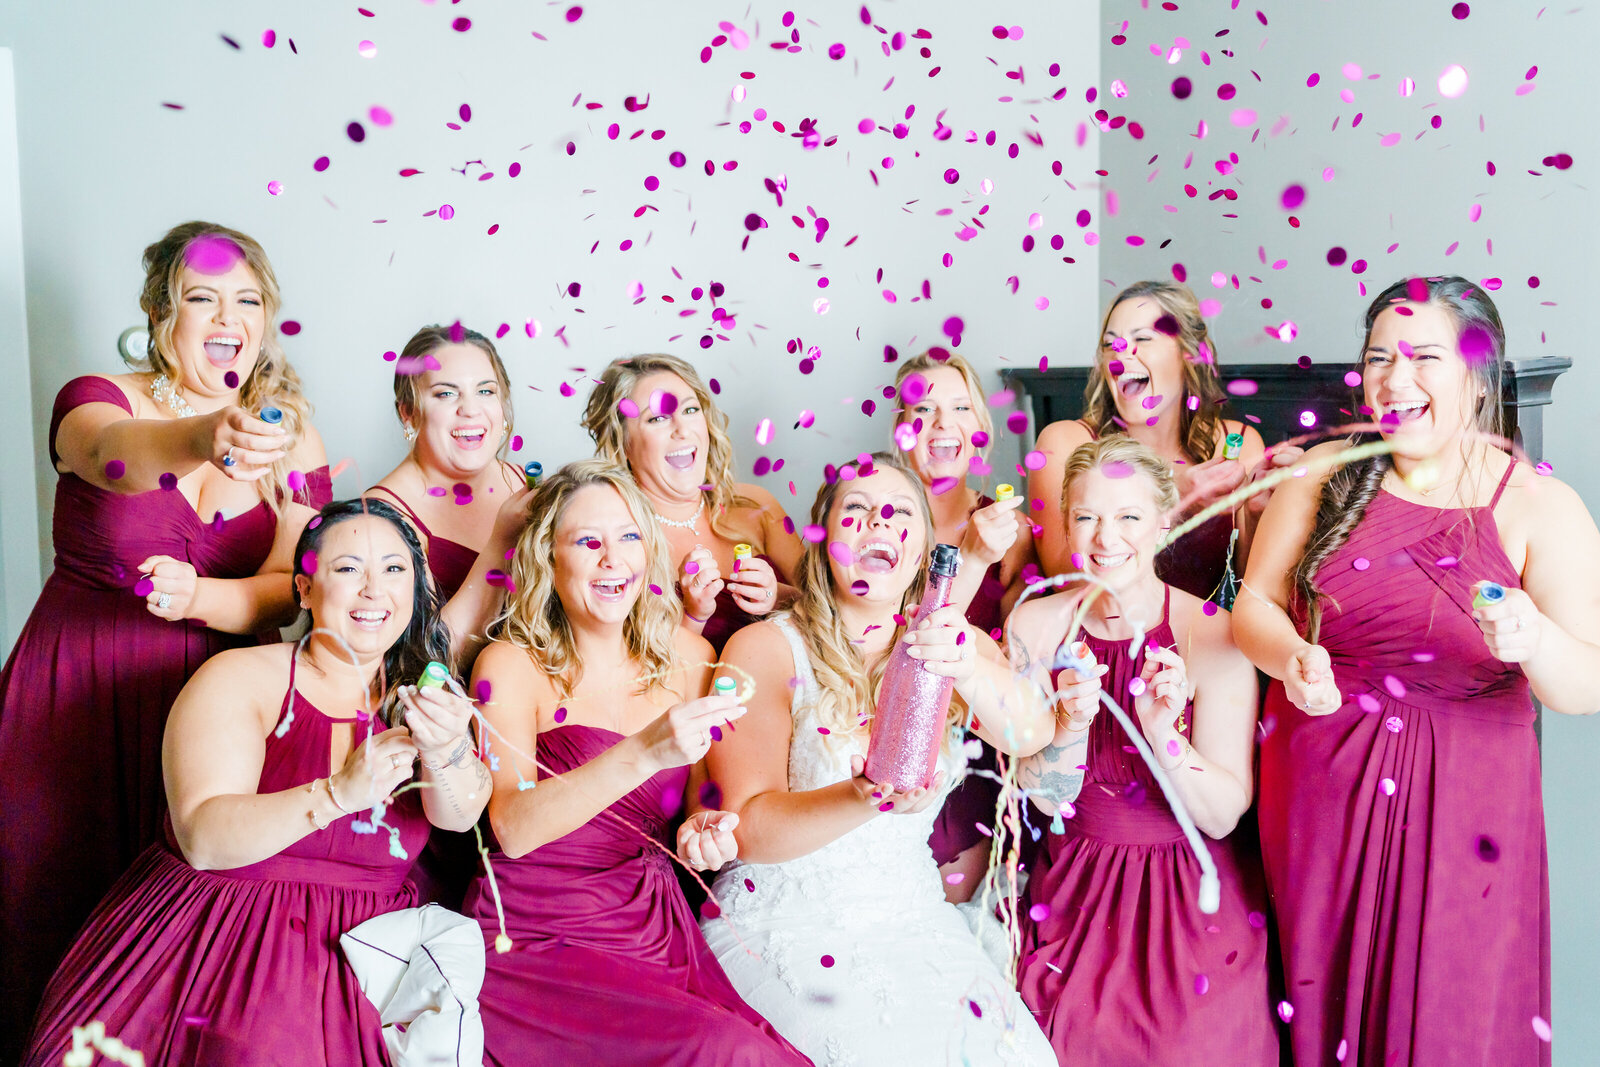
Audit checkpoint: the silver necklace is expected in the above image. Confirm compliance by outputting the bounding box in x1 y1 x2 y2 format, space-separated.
150 374 197 418
654 498 704 531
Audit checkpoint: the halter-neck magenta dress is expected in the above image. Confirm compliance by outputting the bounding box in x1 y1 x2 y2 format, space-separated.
1258 460 1549 1065
0 376 331 1058
1018 587 1277 1064
23 650 427 1066
461 723 810 1065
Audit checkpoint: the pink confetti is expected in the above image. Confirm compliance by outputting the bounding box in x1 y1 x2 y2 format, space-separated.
1379 777 1396 796
1532 1016 1551 1042
820 954 835 967
266 180 283 196
1278 1001 1295 1023
1352 557 1370 571
1028 902 1050 922
1230 108 1258 127
827 541 855 566
1194 974 1210 996
1024 450 1046 471
1385 716 1404 734
1437 64 1469 98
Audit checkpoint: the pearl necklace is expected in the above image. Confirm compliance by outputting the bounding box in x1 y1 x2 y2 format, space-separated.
150 374 197 418
654 499 704 531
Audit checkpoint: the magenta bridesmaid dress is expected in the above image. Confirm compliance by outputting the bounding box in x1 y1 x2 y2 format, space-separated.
701 552 786 654
362 485 479 599
0 376 330 1057
1018 587 1278 1065
1258 460 1550 1065
22 651 427 1067
461 724 811 1066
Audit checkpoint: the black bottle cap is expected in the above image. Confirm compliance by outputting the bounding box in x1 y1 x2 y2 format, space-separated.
930 543 961 578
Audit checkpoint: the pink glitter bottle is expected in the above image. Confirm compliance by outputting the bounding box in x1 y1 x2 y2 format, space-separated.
864 543 961 792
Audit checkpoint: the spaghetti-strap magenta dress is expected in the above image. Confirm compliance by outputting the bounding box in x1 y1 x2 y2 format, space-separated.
1258 459 1549 1066
1018 587 1277 1064
23 651 427 1067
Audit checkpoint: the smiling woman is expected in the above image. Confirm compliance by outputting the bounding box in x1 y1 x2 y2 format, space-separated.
583 354 802 652
458 458 808 1065
697 451 1056 1063
1027 281 1289 605
0 220 333 1056
1235 276 1600 1065
21 498 483 1067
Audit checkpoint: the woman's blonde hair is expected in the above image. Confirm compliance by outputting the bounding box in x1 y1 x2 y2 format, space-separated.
891 349 995 454
1082 280 1226 466
1059 435 1181 519
392 323 514 459
135 221 315 516
581 354 753 540
789 451 966 737
491 459 681 700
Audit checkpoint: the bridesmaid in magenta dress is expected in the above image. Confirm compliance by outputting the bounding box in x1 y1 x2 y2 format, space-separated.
582 354 802 653
0 222 332 1058
1028 280 1305 605
366 324 533 908
461 460 809 1066
1237 276 1600 1065
23 498 487 1067
890 350 1033 902
1012 436 1277 1065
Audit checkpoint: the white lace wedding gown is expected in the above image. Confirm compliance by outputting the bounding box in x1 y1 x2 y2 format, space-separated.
702 615 1052 1067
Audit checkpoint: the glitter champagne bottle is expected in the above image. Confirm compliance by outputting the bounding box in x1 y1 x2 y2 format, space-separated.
863 543 962 792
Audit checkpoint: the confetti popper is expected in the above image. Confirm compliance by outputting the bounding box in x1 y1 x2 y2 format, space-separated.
863 543 961 792
713 676 738 698
1473 582 1507 609
259 406 284 425
524 461 543 489
418 661 451 690
732 543 752 571
1222 433 1244 461
994 483 1015 501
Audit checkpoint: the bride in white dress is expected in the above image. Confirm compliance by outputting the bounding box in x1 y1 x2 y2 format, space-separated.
699 452 1056 1066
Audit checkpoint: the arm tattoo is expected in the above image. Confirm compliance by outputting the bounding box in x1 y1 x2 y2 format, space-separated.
429 735 474 769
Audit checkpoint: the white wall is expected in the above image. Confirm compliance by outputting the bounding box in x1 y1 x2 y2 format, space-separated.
1098 1 1599 1059
1 0 1099 578
0 49 41 649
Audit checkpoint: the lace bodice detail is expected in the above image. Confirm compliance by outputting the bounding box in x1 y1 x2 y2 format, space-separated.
713 614 963 924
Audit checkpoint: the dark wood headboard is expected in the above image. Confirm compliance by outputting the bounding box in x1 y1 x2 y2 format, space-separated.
1000 355 1571 465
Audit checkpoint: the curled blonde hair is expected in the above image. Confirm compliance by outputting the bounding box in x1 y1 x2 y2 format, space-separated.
136 221 315 516
1082 281 1226 466
581 354 753 540
491 459 682 700
789 451 966 737
1059 435 1181 518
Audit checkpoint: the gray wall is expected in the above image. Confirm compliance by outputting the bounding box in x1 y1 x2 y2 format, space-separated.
0 0 1099 571
1100 1 1599 1057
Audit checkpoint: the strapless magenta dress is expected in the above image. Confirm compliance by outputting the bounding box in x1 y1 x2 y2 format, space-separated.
0 376 330 1056
462 723 811 1065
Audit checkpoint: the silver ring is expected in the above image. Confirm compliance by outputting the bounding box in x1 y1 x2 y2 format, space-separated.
222 447 237 468
390 754 402 769
156 592 172 610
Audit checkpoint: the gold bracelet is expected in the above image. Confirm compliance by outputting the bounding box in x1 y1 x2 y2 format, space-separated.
1156 736 1193 773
